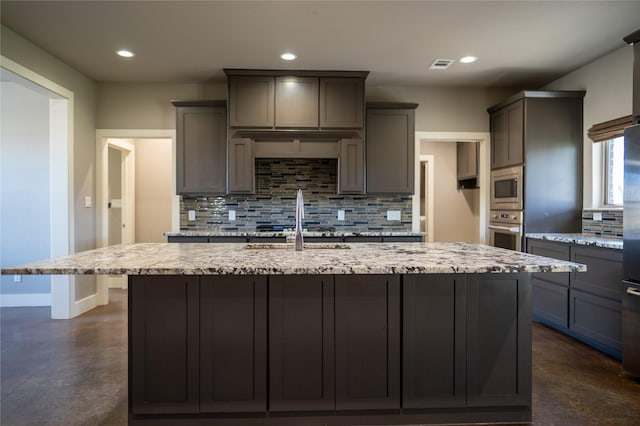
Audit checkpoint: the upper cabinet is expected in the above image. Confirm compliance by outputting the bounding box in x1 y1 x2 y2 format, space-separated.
225 70 368 131
173 100 227 195
457 141 479 189
490 100 523 169
320 78 364 129
366 102 418 194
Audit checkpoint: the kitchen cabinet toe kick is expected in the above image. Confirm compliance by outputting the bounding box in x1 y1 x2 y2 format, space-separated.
128 272 532 425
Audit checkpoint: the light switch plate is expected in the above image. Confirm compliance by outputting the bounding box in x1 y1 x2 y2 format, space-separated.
188 210 196 221
338 210 345 221
228 210 236 221
84 196 92 208
593 212 603 222
387 210 401 221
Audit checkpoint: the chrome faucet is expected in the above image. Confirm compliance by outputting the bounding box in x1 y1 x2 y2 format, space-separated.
294 189 304 251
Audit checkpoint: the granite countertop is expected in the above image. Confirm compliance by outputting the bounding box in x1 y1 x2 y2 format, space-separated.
2 242 585 276
526 233 623 250
165 231 426 238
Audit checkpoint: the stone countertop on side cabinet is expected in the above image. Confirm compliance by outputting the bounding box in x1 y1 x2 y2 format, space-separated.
2 242 585 276
164 231 426 238
526 233 623 250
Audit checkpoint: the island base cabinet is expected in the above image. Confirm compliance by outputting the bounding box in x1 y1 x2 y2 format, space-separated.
402 275 467 408
335 275 400 410
466 273 532 408
269 275 335 412
199 276 267 413
130 276 200 415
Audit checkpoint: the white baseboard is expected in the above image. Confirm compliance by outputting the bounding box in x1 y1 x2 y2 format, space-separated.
0 293 52 307
72 292 99 317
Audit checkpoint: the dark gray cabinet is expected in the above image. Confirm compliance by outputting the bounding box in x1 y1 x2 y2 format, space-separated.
526 238 623 357
334 275 400 410
490 100 523 169
466 273 531 407
403 275 466 408
319 77 364 129
130 275 200 415
228 137 254 193
338 138 364 194
173 101 227 195
199 276 267 413
275 76 319 128
366 102 418 194
269 275 335 411
228 76 274 128
457 141 479 188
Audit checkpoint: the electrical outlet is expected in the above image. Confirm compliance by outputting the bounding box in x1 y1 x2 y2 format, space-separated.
337 210 345 221
228 210 236 221
188 210 196 221
13 274 22 283
387 210 401 221
593 212 603 222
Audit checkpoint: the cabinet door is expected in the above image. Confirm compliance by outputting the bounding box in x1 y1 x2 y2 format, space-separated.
338 138 364 194
275 76 319 128
319 78 364 128
269 275 335 411
199 276 267 413
491 100 523 169
335 275 400 410
229 76 275 127
366 107 415 194
466 273 531 407
228 138 254 193
130 276 200 415
176 106 226 194
403 275 466 408
457 141 478 180
527 239 570 327
570 288 622 352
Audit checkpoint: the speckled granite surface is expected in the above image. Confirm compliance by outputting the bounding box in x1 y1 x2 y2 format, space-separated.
2 242 585 276
526 233 623 250
165 231 426 238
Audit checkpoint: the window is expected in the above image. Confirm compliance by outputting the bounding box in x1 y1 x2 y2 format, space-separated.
604 136 624 205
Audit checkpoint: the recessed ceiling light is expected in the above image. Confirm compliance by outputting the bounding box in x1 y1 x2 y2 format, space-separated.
116 49 135 58
460 56 478 64
280 52 297 61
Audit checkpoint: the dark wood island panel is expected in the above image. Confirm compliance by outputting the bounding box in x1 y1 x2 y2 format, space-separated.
128 273 532 425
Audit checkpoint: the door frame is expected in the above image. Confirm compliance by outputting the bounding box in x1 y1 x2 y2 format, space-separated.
0 55 83 318
413 132 491 244
419 155 435 242
95 129 177 302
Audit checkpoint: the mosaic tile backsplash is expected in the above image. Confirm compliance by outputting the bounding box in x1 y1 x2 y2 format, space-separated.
582 209 623 239
180 159 413 232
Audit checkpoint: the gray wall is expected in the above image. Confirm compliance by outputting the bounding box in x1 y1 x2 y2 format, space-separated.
0 80 51 296
1 25 98 301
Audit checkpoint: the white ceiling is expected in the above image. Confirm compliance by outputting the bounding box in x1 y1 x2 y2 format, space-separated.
1 1 639 88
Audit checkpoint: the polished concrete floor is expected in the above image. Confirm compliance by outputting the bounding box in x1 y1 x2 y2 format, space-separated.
2 289 640 425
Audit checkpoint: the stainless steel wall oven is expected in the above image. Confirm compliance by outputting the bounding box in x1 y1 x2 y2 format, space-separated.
489 210 523 251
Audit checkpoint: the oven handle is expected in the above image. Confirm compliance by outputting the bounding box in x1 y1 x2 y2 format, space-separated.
626 287 640 297
488 225 521 233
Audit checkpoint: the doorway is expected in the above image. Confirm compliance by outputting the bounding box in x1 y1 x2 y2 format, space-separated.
0 57 82 319
95 130 176 303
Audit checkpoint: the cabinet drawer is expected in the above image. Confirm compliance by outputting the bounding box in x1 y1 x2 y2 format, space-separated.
571 245 624 301
527 239 570 286
168 236 209 243
570 288 622 352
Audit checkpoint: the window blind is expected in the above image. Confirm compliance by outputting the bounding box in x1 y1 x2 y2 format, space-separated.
587 115 634 142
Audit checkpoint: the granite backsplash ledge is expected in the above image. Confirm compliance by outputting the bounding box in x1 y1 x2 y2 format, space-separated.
582 209 623 239
180 158 412 232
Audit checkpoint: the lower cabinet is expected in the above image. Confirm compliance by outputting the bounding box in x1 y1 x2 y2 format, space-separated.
466 273 532 407
402 275 466 408
130 273 531 423
526 238 623 357
334 275 400 410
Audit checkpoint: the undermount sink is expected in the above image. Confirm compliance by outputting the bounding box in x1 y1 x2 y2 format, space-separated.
246 242 352 250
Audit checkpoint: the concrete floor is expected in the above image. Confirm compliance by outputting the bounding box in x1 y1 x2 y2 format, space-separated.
1 288 639 425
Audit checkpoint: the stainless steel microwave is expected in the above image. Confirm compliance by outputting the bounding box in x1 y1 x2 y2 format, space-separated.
490 166 523 210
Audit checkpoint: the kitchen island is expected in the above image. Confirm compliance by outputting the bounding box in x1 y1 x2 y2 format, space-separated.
2 242 585 425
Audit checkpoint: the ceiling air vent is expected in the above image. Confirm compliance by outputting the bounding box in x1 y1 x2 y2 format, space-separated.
429 59 454 70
